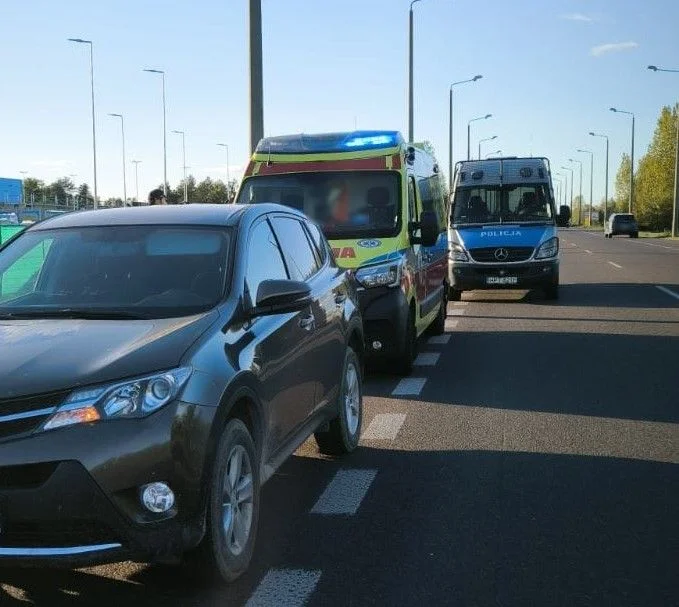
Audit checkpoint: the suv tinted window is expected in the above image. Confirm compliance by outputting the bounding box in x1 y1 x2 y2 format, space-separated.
270 217 320 281
305 221 327 265
245 219 288 302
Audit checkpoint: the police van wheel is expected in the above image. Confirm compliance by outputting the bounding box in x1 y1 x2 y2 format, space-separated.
448 287 462 301
544 282 559 301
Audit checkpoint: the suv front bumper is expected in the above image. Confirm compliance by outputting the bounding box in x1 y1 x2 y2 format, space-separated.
0 402 216 567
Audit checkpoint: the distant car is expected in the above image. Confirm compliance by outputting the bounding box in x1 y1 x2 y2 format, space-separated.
0 203 364 582
605 213 639 238
0 212 19 225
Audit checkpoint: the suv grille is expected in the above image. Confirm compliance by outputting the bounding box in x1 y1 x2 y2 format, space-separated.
469 247 534 263
0 391 69 443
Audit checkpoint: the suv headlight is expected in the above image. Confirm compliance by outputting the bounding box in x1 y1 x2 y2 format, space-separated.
355 261 402 288
534 237 559 259
448 243 469 262
41 367 192 432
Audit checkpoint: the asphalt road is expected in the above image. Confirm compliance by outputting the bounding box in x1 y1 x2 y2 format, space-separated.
2 228 678 606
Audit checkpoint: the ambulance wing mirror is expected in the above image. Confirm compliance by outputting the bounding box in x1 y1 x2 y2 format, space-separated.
410 210 439 247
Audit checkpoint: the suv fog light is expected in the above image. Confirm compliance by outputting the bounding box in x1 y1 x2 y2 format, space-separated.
141 482 175 513
372 341 382 351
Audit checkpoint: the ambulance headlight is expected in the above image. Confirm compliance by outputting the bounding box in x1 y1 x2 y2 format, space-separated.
355 261 402 288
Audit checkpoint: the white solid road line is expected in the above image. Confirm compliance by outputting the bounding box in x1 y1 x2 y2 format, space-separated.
656 285 679 301
414 352 440 366
310 469 378 515
608 261 623 269
448 308 466 316
362 413 407 440
445 319 459 331
392 377 427 396
428 334 451 345
246 569 322 607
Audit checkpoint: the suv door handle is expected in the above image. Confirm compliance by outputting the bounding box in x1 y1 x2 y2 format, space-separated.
299 312 315 331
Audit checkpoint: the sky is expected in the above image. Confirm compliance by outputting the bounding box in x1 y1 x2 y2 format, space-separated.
1 0 678 205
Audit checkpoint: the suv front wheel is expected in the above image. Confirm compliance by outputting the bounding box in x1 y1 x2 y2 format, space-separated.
186 418 260 583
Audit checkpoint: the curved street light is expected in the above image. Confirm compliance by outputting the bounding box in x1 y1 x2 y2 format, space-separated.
448 75 483 186
610 107 635 213
467 114 492 160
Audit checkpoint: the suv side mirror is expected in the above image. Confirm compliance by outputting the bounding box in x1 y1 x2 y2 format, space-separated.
252 279 312 315
410 210 440 247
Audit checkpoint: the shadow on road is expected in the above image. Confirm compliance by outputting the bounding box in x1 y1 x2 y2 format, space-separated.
1 447 676 606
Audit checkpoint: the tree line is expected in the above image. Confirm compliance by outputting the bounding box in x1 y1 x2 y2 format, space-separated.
613 103 677 231
20 175 240 208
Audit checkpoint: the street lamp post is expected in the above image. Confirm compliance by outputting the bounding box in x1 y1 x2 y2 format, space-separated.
556 173 567 206
108 113 127 204
590 132 609 227
467 114 492 160
610 107 635 213
68 38 98 208
172 130 187 203
408 0 424 142
144 69 167 196
131 160 142 204
578 149 594 226
648 65 679 237
560 166 574 213
217 143 231 201
449 75 483 188
19 171 27 206
249 0 264 154
485 149 502 158
478 135 498 160
569 158 583 225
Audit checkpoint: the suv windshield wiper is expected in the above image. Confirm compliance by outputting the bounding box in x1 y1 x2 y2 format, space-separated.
0 308 150 320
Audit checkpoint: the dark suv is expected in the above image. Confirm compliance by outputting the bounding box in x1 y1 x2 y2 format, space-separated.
0 203 364 582
605 213 639 238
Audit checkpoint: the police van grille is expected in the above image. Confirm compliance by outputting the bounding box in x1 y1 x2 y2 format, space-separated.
469 247 534 263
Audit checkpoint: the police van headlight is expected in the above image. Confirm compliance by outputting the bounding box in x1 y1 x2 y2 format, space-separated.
448 244 469 262
355 261 402 288
534 237 559 259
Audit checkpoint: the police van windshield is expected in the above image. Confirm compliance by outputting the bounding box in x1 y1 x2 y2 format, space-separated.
452 184 554 226
237 171 401 239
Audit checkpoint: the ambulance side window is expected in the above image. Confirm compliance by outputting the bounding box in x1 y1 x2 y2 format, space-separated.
408 176 418 223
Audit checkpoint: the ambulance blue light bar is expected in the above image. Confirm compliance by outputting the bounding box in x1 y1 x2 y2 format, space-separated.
255 131 405 155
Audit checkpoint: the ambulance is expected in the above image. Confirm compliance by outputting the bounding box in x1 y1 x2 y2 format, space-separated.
236 130 448 374
448 157 560 300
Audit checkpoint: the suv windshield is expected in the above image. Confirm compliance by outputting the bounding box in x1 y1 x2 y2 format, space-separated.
0 225 230 319
237 171 401 239
452 184 554 226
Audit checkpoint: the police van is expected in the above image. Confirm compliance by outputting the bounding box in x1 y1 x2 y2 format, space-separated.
448 157 560 300
236 130 448 374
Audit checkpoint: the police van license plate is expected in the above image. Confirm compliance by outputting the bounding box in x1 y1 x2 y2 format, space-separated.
486 276 518 285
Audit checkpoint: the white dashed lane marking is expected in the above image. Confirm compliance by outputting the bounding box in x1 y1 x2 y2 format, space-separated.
392 377 427 396
428 334 451 345
584 249 592 254
656 285 679 301
246 569 322 607
310 469 378 515
445 319 459 331
414 352 440 366
608 261 622 269
362 413 407 440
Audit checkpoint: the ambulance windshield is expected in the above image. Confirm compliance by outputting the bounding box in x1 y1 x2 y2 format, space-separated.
237 171 401 239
